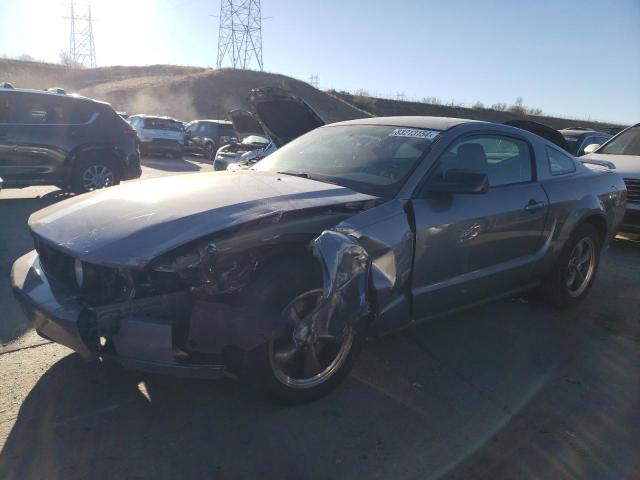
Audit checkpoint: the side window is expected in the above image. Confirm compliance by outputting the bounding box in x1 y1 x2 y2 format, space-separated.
12 97 54 124
67 102 96 124
546 146 576 175
0 93 9 123
434 134 533 187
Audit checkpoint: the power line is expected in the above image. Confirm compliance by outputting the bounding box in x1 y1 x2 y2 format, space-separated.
62 2 96 68
216 0 263 70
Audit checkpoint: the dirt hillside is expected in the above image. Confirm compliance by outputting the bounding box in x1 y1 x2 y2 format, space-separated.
0 59 624 130
331 91 624 131
0 59 369 123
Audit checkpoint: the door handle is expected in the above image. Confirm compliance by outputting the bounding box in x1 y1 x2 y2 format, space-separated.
525 200 546 212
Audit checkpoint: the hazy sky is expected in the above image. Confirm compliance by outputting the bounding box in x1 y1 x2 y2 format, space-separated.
1 0 639 124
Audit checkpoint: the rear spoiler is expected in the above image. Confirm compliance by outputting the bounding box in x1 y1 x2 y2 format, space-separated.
580 158 616 170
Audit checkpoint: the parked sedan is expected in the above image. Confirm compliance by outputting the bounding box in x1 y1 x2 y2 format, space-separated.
582 123 640 232
12 105 625 403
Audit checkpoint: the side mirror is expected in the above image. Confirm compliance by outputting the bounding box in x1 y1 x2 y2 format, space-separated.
426 169 489 194
583 144 600 155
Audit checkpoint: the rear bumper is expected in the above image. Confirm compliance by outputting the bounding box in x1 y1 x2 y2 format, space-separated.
140 139 183 154
10 251 225 379
121 151 142 180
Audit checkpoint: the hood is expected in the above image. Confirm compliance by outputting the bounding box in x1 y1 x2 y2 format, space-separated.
504 120 570 151
28 171 377 268
228 109 266 139
582 153 640 178
247 87 325 147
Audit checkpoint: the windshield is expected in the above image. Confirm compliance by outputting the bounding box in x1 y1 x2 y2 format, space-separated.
599 126 640 156
254 125 439 197
143 117 182 131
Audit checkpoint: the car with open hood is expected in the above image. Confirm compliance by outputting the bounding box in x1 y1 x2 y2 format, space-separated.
11 91 626 403
582 123 640 232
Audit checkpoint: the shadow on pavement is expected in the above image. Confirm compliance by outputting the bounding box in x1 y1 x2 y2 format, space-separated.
141 156 204 172
1 284 639 479
0 196 67 343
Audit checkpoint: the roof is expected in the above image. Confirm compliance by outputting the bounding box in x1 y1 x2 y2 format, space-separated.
328 116 481 131
130 114 179 121
0 86 91 101
196 119 233 125
561 129 610 138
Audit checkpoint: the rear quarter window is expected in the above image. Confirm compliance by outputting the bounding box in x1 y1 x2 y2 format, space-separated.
67 101 97 124
546 146 576 175
0 93 9 123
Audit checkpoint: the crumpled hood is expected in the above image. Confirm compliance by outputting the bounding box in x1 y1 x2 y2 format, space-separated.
29 171 377 267
582 153 640 178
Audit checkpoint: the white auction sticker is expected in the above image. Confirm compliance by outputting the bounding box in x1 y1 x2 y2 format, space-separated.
389 128 440 139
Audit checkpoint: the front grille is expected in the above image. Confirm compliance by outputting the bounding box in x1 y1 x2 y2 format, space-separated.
34 239 127 306
35 239 76 287
624 178 640 204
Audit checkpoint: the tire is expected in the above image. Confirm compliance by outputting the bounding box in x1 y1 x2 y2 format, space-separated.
71 154 120 194
205 142 216 162
236 257 363 404
542 223 601 308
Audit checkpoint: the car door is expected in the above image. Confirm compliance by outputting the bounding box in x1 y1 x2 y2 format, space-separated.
411 132 549 318
0 92 69 183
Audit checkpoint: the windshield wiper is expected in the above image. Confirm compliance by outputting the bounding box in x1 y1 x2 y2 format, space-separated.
276 170 309 179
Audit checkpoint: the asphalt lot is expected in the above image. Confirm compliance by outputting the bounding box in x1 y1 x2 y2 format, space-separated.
1 155 639 479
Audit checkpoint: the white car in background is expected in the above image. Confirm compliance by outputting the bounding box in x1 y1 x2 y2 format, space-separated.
128 115 186 158
583 123 640 232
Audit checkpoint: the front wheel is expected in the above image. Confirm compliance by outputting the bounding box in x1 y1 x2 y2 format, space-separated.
238 261 362 404
542 223 601 307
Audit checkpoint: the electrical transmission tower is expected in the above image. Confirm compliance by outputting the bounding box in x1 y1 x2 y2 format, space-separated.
216 0 263 70
309 74 319 89
63 2 97 68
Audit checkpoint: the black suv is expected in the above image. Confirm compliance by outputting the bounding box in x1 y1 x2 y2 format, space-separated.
184 120 237 160
0 86 141 193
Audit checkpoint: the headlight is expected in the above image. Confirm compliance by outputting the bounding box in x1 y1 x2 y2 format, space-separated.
74 258 84 288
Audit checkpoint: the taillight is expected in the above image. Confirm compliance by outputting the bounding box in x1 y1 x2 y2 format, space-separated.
123 129 137 137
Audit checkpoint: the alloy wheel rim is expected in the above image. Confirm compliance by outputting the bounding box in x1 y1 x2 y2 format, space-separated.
566 237 596 297
269 289 354 389
82 164 114 191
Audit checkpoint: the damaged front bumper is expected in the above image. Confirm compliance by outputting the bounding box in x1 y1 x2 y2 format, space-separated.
10 250 226 379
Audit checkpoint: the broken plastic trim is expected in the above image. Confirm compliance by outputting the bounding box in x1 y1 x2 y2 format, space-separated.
301 230 371 345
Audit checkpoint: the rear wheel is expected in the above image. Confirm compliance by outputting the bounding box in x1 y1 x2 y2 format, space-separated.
71 155 120 194
542 223 600 307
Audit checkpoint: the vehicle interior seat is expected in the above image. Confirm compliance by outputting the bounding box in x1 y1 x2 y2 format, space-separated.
456 143 488 174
